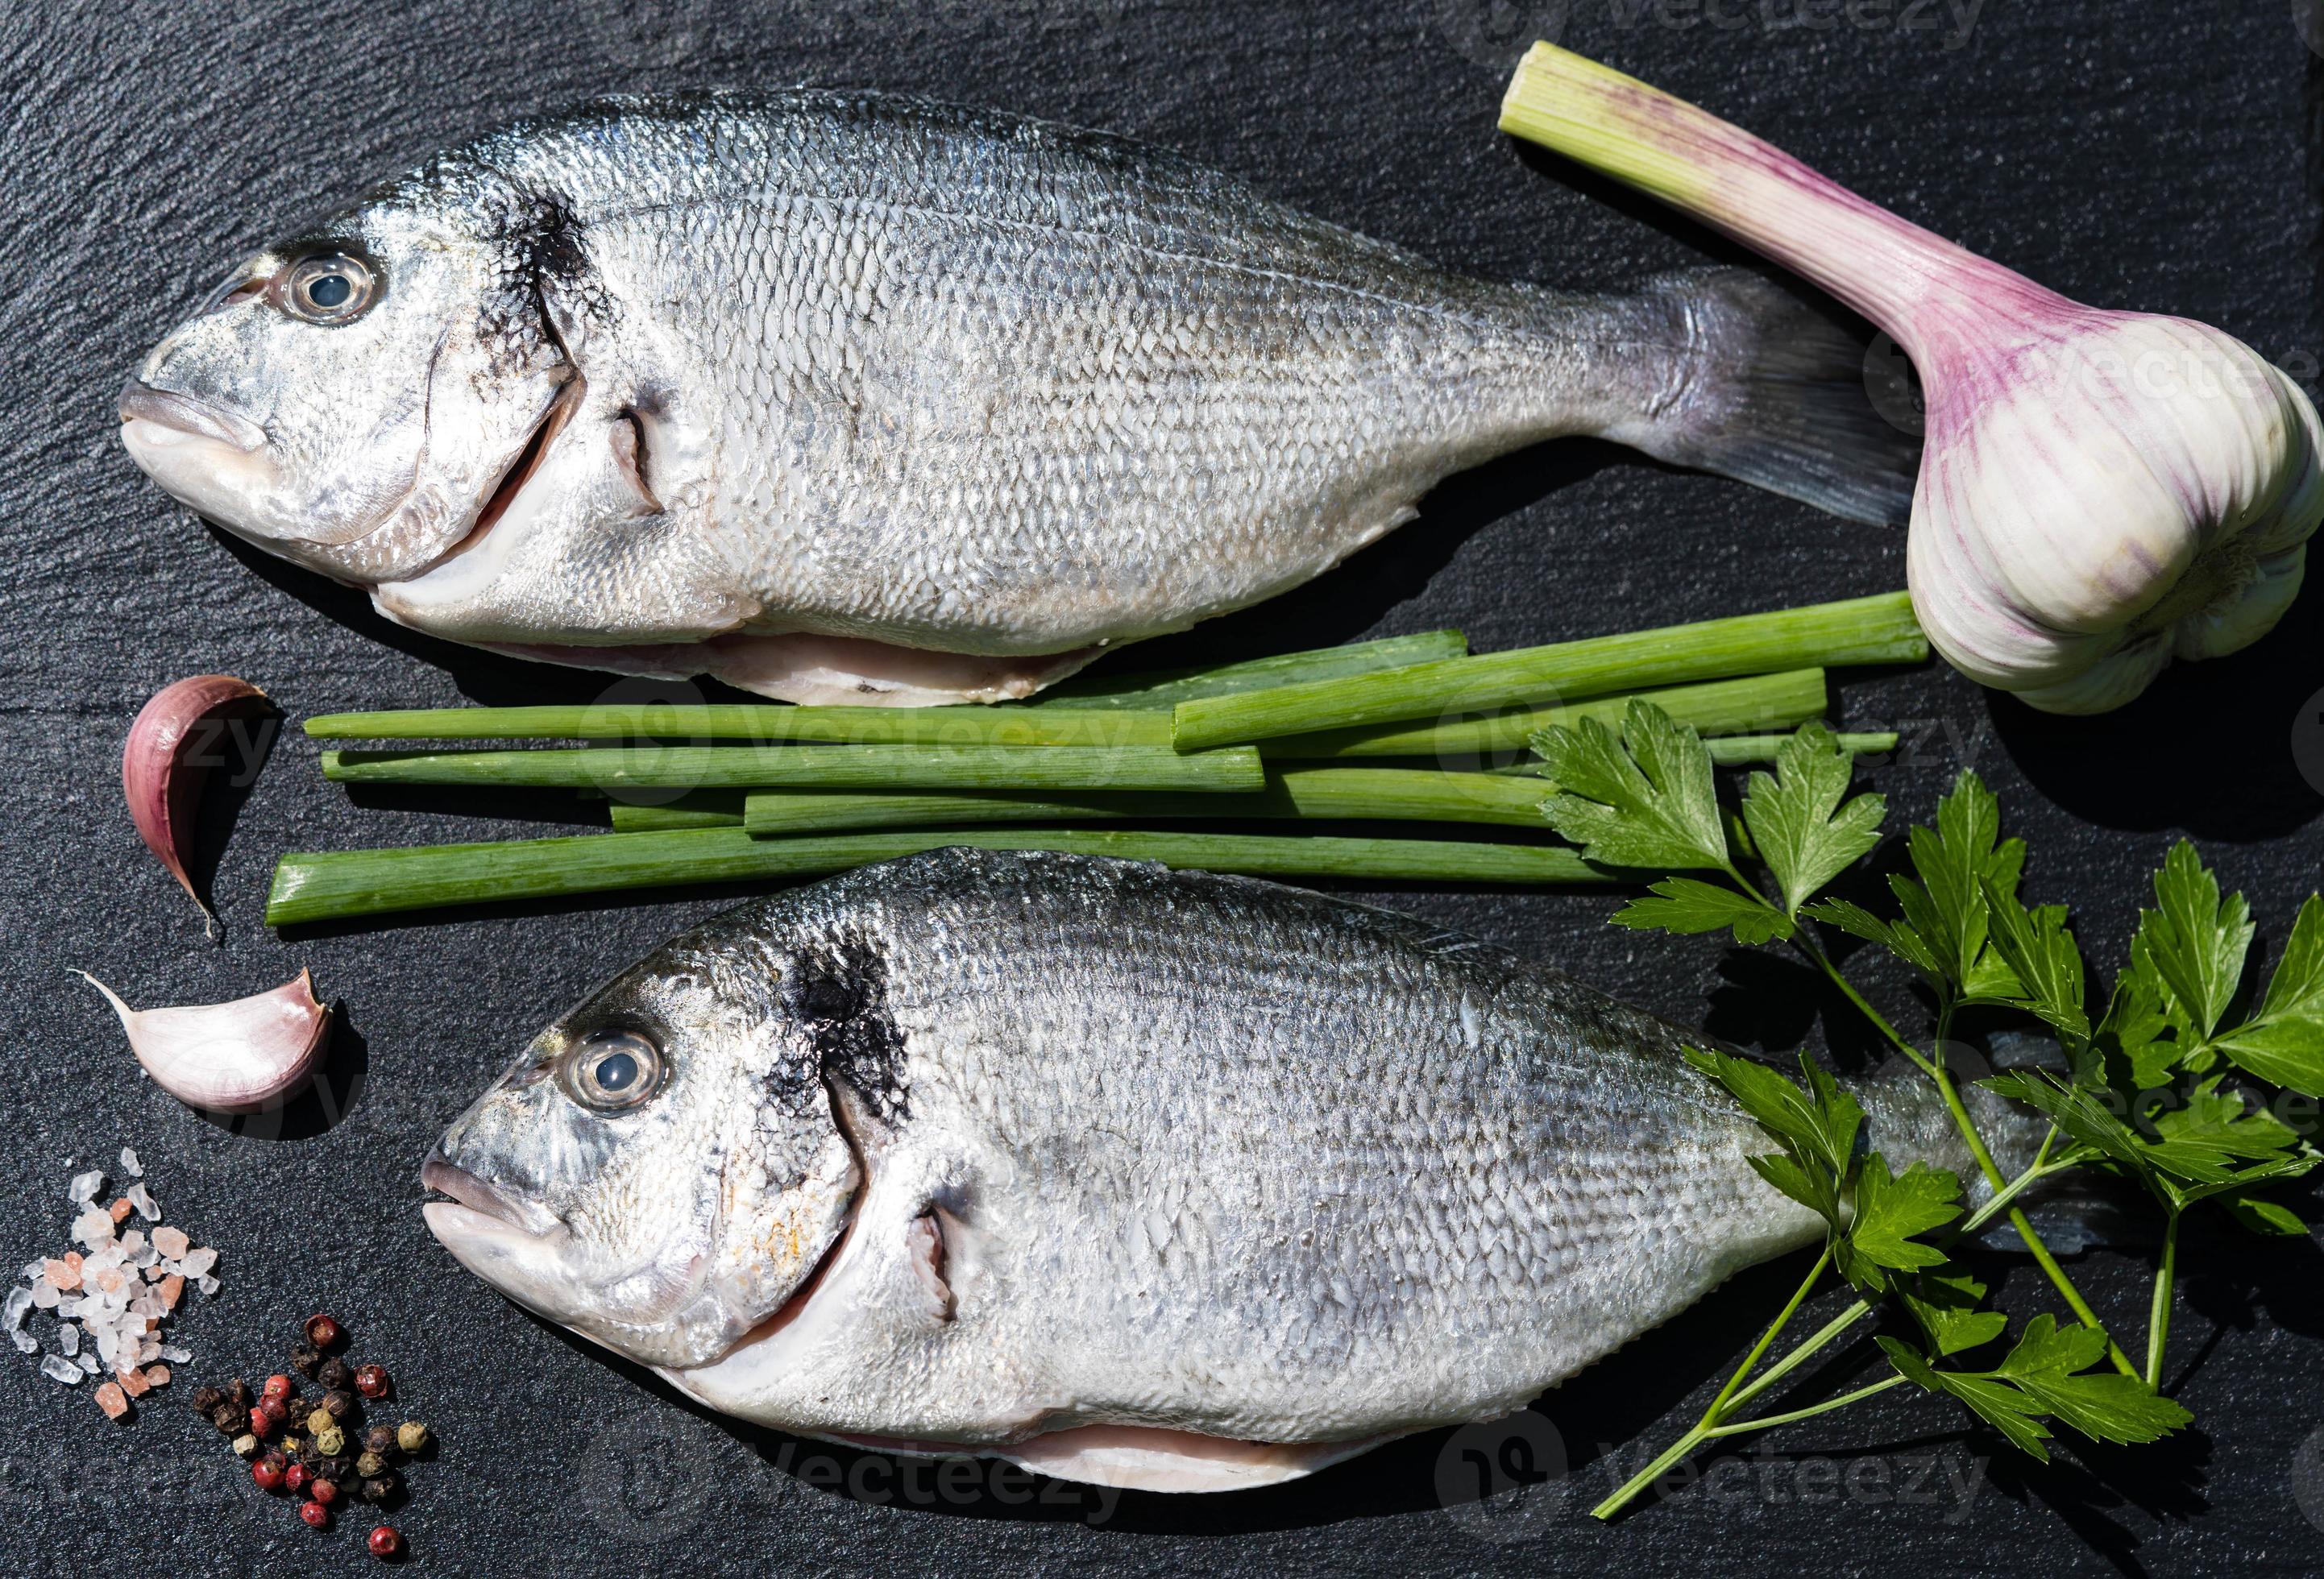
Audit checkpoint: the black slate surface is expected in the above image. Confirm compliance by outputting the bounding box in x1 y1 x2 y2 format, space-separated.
5 1 2323 1573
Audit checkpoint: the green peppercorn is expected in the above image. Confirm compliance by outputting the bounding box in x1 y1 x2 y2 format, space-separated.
230 1433 259 1459
321 1389 355 1420
316 1358 352 1392
191 1385 224 1415
363 1424 398 1457
395 1421 430 1454
304 1407 333 1436
288 1342 322 1378
210 1403 244 1436
355 1450 389 1480
315 1425 347 1457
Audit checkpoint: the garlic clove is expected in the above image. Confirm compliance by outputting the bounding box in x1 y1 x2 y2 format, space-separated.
122 675 276 934
79 970 330 1115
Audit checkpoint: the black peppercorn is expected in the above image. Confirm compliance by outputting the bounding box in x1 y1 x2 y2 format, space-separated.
363 1424 398 1457
355 1450 389 1480
358 1473 397 1505
210 1402 245 1436
317 1358 352 1392
321 1389 355 1420
226 1378 253 1408
289 1342 321 1378
319 1455 355 1484
191 1384 224 1415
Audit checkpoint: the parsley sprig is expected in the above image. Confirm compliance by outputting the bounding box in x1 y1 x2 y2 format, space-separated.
1538 702 2322 1520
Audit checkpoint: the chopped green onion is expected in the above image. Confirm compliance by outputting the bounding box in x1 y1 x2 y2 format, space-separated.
306 705 1173 748
264 827 1611 926
1169 591 1923 751
302 631 1473 742
319 744 1264 794
1026 628 1467 708
732 767 1556 836
1262 669 1824 759
1483 729 1901 777
608 794 751 832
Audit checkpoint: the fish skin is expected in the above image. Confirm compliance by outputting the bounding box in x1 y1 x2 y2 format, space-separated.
424 848 1989 1490
123 91 1912 703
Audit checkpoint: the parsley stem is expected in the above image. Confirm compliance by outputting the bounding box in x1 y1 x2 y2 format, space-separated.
1707 1374 1911 1436
1720 1300 1873 1415
1708 1245 1832 1418
2147 1210 2181 1390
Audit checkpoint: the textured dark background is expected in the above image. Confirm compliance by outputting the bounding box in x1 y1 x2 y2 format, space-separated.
4 0 2322 1573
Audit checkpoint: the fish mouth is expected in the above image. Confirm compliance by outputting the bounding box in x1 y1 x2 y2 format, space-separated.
419 1157 565 1239
117 378 266 453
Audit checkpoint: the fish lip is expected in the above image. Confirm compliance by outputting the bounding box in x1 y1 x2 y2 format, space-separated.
420 1156 564 1237
117 378 266 453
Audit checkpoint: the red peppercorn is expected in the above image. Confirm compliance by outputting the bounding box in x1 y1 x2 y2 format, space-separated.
299 1499 330 1530
251 1453 287 1492
309 1477 339 1507
353 1364 389 1400
367 1525 402 1560
249 1406 279 1439
305 1314 342 1351
262 1374 293 1402
258 1396 288 1427
284 1462 310 1495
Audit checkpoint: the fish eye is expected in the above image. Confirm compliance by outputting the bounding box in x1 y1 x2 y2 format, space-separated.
278 252 377 325
561 1028 663 1112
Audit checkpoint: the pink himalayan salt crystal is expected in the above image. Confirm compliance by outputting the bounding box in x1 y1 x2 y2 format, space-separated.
177 1248 216 1277
150 1226 189 1259
108 1199 133 1225
41 1259 80 1292
143 1364 169 1388
71 1210 114 1248
158 1275 183 1312
115 1366 150 1398
93 1380 129 1419
118 1230 145 1256
92 1267 127 1295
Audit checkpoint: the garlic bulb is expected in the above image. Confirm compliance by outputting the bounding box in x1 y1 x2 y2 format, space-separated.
1500 44 2322 713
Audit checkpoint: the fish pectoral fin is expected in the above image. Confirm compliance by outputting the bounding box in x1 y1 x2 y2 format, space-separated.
991 1425 1409 1494
905 1211 954 1323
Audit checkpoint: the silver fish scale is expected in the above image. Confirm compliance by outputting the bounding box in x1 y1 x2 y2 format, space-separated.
422 91 1630 654
705 848 1909 1443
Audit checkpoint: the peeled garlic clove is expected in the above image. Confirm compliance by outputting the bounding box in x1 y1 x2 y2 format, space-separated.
79 970 330 1115
122 675 276 931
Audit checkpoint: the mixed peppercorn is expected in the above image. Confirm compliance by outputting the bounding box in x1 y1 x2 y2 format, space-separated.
189 1313 424 1560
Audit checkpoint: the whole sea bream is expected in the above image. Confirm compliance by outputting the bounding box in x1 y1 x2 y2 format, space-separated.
122 91 1912 703
423 848 1999 1493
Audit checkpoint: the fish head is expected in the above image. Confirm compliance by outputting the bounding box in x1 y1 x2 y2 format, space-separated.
422 923 861 1367
119 187 571 584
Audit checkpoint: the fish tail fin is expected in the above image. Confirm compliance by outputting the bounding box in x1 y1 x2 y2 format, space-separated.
1590 266 1920 527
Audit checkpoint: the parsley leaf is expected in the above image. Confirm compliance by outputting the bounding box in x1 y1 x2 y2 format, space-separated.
2133 841 2253 1042
1684 1046 1861 1230
1614 877 1791 945
1738 724 1887 917
1834 1158 1961 1291
2215 893 2324 1096
1981 881 2089 1042
1878 1337 2056 1461
1992 1316 2194 1446
1534 702 1730 872
1900 1266 2010 1357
